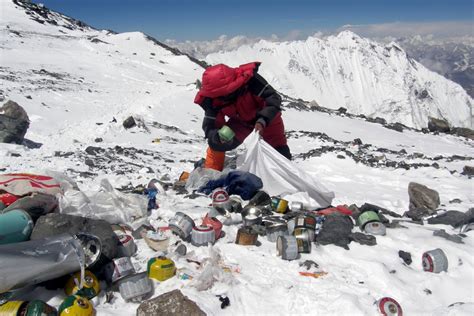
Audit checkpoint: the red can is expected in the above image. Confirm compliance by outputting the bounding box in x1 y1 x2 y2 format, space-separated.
202 214 223 240
376 297 403 316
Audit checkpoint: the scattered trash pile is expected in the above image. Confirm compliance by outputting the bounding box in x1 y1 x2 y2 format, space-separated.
0 162 472 315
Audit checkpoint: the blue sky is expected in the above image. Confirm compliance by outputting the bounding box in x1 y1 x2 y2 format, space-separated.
33 0 473 41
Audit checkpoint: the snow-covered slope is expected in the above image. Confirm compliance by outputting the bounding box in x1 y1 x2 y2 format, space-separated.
1 1 473 315
0 0 205 148
205 31 473 129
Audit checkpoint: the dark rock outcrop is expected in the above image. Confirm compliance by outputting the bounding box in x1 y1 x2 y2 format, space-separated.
349 232 376 246
427 211 467 227
452 127 474 140
428 117 450 133
337 107 347 114
386 123 404 132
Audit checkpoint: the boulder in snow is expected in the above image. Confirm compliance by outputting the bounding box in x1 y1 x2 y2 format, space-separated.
0 100 30 144
137 289 205 316
462 166 474 177
123 116 136 129
406 182 440 220
398 250 412 265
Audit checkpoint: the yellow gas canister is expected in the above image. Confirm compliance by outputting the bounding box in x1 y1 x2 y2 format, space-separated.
271 197 288 214
0 301 28 315
58 295 94 316
147 256 176 281
64 270 101 299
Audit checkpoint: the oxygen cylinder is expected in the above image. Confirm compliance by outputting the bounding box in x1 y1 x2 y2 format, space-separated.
0 209 33 245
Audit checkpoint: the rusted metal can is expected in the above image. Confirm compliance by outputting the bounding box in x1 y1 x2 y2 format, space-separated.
293 228 312 253
235 227 258 245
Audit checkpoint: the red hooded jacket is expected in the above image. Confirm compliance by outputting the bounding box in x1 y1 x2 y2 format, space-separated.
194 62 287 148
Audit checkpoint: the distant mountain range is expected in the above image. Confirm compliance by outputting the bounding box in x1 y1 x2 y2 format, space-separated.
200 32 472 129
395 36 474 98
167 34 474 100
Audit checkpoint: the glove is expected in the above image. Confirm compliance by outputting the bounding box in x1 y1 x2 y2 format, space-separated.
207 129 241 151
254 118 266 135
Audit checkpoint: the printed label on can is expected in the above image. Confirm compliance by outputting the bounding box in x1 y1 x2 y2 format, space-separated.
0 301 27 314
111 257 135 283
377 297 403 316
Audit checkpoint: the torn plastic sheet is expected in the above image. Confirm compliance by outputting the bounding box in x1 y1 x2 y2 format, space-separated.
185 167 224 192
0 233 100 294
189 247 238 292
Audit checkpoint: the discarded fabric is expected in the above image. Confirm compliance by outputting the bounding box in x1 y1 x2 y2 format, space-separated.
199 170 263 200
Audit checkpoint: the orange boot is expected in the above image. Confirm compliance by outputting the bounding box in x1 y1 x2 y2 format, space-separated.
204 147 225 171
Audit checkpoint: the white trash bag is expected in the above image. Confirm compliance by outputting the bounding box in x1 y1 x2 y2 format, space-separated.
237 132 334 208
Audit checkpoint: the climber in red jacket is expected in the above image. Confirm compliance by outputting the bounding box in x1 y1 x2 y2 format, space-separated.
194 62 292 171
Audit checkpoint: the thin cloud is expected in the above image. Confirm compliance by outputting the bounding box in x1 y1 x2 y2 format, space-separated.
338 21 473 39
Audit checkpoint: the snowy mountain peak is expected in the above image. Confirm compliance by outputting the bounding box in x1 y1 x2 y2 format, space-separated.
2 0 206 68
335 30 362 41
206 31 473 129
